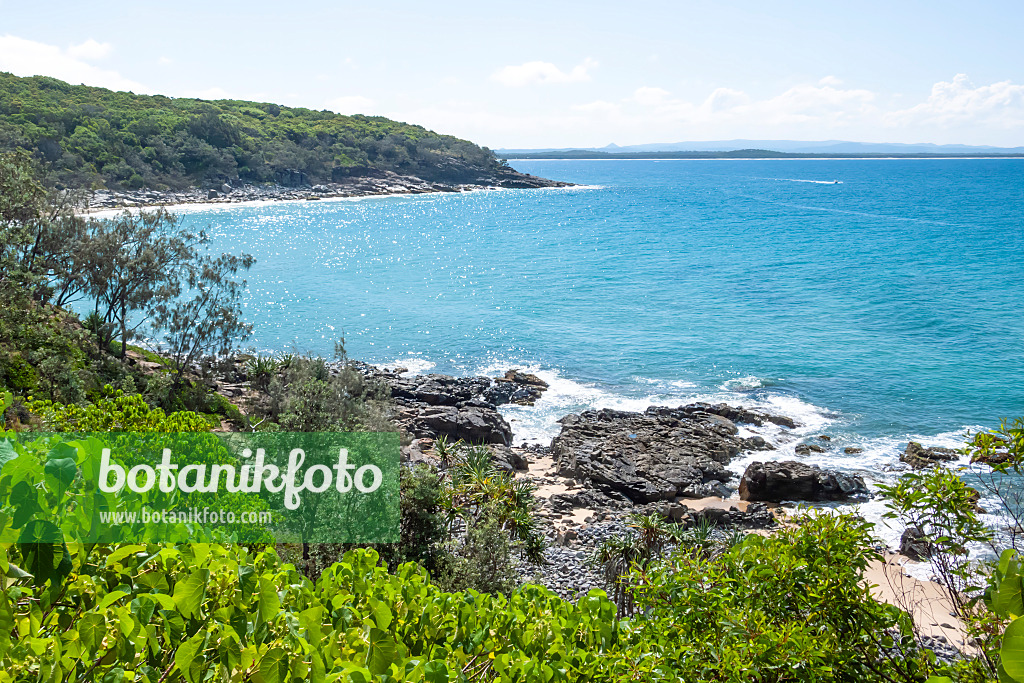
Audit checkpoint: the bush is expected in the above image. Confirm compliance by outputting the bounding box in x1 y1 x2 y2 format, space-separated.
630 512 930 682
27 387 212 432
377 463 447 576
435 512 517 595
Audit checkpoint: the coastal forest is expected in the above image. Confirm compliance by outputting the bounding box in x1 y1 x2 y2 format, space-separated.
0 72 504 191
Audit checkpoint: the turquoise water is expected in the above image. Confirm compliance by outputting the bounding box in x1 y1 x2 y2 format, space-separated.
170 158 1024 472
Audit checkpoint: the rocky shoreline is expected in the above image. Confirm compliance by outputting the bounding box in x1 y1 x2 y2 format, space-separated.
189 355 966 656
347 362 879 579
84 167 572 212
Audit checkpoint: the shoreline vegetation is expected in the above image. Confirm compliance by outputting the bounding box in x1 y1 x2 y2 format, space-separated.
3 92 1024 681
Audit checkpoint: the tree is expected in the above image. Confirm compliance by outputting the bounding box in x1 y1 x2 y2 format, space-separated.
84 208 201 358
0 150 89 303
151 250 254 387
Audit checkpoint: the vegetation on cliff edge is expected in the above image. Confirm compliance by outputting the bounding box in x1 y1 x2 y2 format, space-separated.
0 71 505 191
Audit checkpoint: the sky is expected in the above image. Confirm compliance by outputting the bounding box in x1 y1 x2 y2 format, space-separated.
2 0 1023 149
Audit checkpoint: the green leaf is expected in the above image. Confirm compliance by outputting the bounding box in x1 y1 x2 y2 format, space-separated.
10 480 41 528
172 569 209 619
0 438 16 469
258 577 280 623
80 612 106 654
257 647 288 683
1001 617 1024 681
365 627 398 676
45 443 78 491
238 564 257 601
367 596 393 630
424 660 448 683
996 573 1024 619
174 630 207 683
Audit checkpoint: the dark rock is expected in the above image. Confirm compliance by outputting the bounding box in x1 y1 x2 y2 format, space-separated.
686 502 775 529
484 368 549 406
795 443 826 455
490 445 529 472
817 434 832 441
900 527 930 561
743 435 775 451
548 494 576 514
670 402 797 429
220 183 232 194
900 442 958 469
207 189 219 199
844 446 864 454
738 460 870 502
409 405 512 445
550 405 753 504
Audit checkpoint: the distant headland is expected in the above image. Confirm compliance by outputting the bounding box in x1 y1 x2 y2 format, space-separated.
499 139 1024 159
0 72 568 200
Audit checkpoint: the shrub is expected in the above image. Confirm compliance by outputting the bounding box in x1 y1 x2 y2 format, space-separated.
630 512 930 682
27 387 212 432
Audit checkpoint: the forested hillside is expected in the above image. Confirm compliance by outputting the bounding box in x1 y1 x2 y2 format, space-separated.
0 72 505 190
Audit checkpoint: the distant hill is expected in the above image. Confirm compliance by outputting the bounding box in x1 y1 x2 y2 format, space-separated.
0 72 512 191
499 139 1024 156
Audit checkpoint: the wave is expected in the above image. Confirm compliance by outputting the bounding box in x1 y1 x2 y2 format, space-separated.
768 178 843 184
720 375 777 392
373 354 436 376
401 354 996 573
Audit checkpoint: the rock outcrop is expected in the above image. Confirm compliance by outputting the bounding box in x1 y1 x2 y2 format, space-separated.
900 441 958 469
549 403 792 503
738 460 869 502
351 362 549 447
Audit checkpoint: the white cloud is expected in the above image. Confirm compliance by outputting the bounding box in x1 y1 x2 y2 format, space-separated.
66 38 112 61
490 58 597 87
885 73 1024 129
326 95 375 114
703 87 750 112
0 35 148 92
158 56 173 66
632 86 670 106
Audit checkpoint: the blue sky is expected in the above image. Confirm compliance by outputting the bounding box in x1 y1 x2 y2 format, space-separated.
2 0 1023 148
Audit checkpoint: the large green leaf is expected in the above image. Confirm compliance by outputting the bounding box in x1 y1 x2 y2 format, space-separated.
0 438 16 469
174 630 207 683
80 613 106 654
257 647 288 683
1001 617 1024 681
258 577 280 623
424 660 448 683
365 627 398 676
172 569 209 619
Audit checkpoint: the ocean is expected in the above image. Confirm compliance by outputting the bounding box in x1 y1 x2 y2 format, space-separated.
169 158 1023 501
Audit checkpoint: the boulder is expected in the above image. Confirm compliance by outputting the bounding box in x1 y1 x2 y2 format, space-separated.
550 405 753 504
743 435 775 451
900 527 930 561
687 502 775 529
405 405 512 445
900 442 958 469
484 368 549 406
738 460 869 502
795 443 826 455
490 444 529 472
